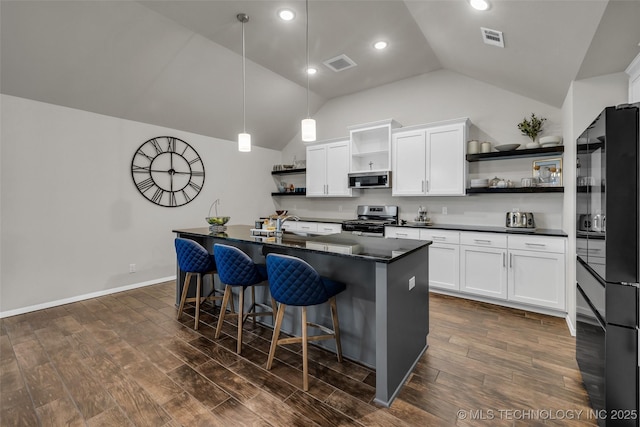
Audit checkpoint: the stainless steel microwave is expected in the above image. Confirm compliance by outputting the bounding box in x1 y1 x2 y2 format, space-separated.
348 171 391 188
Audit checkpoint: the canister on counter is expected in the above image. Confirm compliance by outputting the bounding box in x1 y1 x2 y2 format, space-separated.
254 220 262 229
481 141 492 153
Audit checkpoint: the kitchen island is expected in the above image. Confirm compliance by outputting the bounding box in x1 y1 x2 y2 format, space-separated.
173 225 431 406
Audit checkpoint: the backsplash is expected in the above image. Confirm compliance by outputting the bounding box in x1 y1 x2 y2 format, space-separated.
271 190 564 230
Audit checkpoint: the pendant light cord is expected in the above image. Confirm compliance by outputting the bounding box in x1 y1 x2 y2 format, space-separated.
242 17 247 133
306 0 310 119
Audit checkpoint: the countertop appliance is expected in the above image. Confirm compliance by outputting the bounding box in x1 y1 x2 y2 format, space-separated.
342 205 398 236
575 103 639 426
505 211 535 228
348 171 391 188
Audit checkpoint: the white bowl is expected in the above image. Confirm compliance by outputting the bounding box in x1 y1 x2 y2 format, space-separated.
526 142 541 149
539 136 562 144
495 144 520 152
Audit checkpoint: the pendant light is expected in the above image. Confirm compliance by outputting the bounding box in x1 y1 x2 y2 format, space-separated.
237 13 251 152
301 0 316 142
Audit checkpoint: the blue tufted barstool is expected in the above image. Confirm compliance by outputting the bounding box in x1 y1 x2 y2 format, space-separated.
265 253 345 391
213 243 277 354
174 238 225 330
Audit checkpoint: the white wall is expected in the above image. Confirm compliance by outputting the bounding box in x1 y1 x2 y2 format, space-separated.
560 72 629 332
0 95 281 315
279 69 565 228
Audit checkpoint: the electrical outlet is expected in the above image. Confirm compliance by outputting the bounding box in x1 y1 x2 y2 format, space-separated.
129 264 136 273
409 276 416 290
442 206 448 215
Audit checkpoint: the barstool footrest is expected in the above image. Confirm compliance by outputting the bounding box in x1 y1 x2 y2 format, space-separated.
277 333 335 346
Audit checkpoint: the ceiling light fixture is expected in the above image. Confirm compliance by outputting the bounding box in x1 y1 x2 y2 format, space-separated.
469 0 490 11
237 13 251 152
301 0 316 142
373 41 388 50
306 67 317 75
278 9 295 21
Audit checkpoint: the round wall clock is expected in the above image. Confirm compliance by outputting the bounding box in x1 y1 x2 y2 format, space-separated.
131 136 205 207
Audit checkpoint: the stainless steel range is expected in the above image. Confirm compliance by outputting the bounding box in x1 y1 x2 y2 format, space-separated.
342 205 398 236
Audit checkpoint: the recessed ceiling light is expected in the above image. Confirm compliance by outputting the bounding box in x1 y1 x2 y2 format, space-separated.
373 41 388 50
306 67 317 75
469 0 490 11
278 9 295 21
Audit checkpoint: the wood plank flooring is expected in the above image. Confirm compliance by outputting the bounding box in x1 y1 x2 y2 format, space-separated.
0 281 596 426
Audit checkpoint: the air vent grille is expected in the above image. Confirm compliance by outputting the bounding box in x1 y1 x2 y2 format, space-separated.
323 54 357 72
481 27 505 48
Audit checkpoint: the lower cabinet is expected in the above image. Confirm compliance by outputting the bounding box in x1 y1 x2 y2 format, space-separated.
459 233 508 299
385 227 566 313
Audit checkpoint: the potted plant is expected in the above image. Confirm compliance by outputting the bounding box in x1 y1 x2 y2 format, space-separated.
517 113 546 143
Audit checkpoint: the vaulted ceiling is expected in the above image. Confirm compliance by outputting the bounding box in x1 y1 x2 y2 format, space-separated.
2 1 639 151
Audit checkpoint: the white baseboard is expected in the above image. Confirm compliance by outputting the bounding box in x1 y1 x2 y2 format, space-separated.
565 314 576 336
0 276 176 319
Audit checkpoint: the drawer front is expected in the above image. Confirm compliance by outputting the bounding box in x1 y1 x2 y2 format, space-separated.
420 229 460 244
385 227 421 240
316 223 342 235
460 232 507 248
508 235 565 253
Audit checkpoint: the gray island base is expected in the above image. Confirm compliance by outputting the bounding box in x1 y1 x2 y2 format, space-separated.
173 225 431 406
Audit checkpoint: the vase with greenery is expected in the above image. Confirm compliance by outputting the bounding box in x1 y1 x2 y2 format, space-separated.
517 113 546 142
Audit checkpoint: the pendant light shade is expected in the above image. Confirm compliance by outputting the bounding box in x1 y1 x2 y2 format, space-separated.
301 118 316 142
238 133 251 152
301 0 316 142
237 13 251 152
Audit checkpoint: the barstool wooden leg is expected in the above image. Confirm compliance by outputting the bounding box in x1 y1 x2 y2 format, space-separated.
267 303 286 370
237 287 245 354
177 272 192 320
250 287 256 326
302 306 309 391
194 273 202 330
270 298 278 324
215 285 232 339
329 297 343 362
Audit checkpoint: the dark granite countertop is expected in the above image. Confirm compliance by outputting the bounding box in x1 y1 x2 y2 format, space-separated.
173 225 430 263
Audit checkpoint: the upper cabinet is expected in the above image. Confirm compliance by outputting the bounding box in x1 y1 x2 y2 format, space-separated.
349 119 401 173
392 118 469 196
626 52 640 103
306 138 354 197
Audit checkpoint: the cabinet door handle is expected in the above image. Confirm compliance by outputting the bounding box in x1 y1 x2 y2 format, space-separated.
503 252 506 267
474 239 492 244
396 233 408 237
432 236 447 240
510 253 513 268
421 180 425 192
301 226 311 230
525 242 546 247
426 180 430 192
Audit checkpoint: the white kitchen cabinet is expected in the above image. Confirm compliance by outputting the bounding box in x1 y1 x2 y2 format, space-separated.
306 139 353 197
420 230 460 291
506 235 565 310
385 226 421 240
392 118 469 196
349 119 400 173
626 52 640 103
285 221 341 236
460 233 508 299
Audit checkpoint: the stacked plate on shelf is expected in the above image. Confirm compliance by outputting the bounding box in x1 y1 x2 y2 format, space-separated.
539 136 562 148
470 178 489 188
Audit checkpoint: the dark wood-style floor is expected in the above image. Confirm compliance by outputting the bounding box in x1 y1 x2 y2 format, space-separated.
1 281 596 426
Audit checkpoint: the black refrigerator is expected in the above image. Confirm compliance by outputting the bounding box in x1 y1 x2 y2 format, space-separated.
576 103 640 427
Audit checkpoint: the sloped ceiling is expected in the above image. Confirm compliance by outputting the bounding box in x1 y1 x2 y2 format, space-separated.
1 0 639 151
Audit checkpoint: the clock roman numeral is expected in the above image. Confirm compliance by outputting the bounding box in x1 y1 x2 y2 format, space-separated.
167 137 176 153
132 165 150 173
188 182 201 192
191 171 204 177
181 190 191 203
136 177 155 192
188 157 202 165
169 192 177 207
136 150 153 161
151 188 164 204
150 138 163 154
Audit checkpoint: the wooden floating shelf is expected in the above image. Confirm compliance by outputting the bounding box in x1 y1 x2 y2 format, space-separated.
466 145 564 162
271 192 306 196
466 187 564 194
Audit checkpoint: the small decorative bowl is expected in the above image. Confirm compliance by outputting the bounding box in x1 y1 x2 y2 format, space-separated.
495 144 521 152
206 216 230 225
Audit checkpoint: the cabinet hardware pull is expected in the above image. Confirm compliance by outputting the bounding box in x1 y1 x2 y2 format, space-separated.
525 243 546 247
421 180 425 192
426 180 429 192
474 239 491 244
301 226 311 230
432 236 446 240
503 253 506 267
397 233 408 236
510 253 513 268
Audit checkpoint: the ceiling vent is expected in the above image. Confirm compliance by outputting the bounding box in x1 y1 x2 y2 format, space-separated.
323 54 357 72
481 27 505 48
